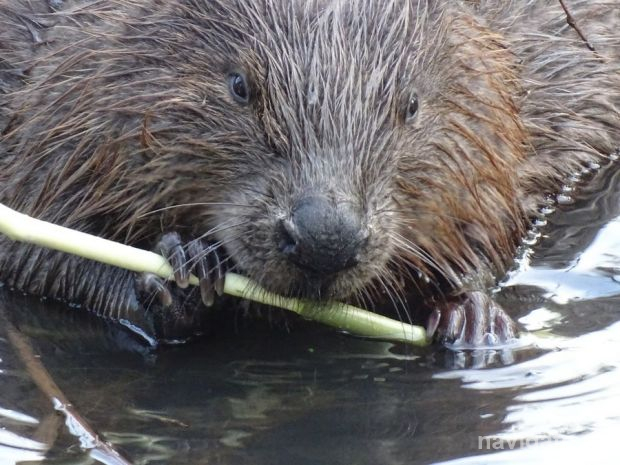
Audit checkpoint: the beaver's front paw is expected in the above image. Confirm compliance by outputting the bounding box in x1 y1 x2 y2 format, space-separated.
150 232 226 306
136 232 227 341
426 291 518 347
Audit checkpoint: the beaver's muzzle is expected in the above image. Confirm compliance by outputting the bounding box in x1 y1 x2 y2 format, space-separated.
277 195 367 275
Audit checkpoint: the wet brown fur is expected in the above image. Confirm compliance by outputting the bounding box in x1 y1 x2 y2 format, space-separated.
0 0 619 340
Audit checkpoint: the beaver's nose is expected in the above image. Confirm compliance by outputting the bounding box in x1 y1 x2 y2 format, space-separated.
279 196 366 274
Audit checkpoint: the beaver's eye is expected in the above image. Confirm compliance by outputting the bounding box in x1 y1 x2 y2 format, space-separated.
406 94 419 122
228 72 250 105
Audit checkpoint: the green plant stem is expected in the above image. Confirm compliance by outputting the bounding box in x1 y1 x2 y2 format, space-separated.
0 203 429 346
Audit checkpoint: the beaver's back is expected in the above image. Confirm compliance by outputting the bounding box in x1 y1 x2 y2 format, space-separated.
0 2 40 131
479 1 620 210
0 1 87 138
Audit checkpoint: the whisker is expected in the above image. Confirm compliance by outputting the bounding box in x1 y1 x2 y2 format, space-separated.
138 202 257 218
390 232 443 274
376 272 413 326
183 237 240 271
189 218 248 244
390 255 447 302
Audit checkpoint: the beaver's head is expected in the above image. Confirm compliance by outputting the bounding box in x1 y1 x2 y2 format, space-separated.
141 0 526 303
164 0 525 303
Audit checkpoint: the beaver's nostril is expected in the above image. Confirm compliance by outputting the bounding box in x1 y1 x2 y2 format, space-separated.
279 195 365 274
278 218 299 255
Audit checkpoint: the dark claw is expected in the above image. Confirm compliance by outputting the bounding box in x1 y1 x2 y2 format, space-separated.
138 272 172 307
186 240 226 307
429 291 517 346
201 282 216 307
209 245 225 296
426 308 441 340
157 232 189 288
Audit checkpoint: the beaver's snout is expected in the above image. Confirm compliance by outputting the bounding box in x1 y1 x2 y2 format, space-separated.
278 195 367 275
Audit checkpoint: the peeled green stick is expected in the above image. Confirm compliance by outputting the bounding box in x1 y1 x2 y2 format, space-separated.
0 203 429 346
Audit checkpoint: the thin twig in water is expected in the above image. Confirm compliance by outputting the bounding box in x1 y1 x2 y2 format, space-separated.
32 413 62 453
2 311 134 465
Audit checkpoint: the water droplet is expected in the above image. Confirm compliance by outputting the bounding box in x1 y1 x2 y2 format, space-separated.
556 194 573 205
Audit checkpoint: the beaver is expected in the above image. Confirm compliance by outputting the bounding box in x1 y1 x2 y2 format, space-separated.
0 0 619 345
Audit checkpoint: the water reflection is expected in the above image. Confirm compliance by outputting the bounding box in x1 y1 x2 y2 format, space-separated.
0 428 45 464
0 406 45 465
505 216 620 303
0 296 433 465
435 323 620 465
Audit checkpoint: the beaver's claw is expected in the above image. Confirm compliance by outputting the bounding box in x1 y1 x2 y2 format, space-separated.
141 232 226 308
426 291 518 347
185 238 226 306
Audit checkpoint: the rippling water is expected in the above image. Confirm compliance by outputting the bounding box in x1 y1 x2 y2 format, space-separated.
1 166 619 465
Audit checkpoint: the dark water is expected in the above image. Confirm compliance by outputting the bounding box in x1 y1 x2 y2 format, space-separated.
1 166 620 465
